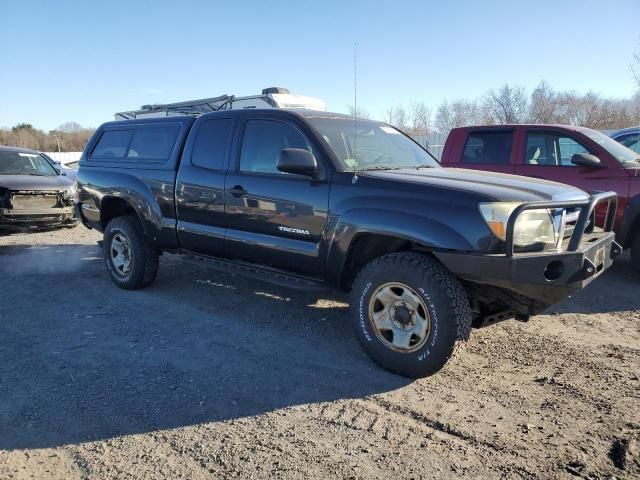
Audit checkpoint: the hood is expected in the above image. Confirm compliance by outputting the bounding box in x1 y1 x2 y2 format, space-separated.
624 164 640 176
362 167 589 203
0 174 73 192
58 166 77 181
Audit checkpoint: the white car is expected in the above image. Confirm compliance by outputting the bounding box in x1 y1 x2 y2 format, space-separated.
40 153 77 181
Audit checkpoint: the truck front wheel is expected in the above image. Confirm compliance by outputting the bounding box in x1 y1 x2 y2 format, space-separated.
103 215 159 290
350 252 472 378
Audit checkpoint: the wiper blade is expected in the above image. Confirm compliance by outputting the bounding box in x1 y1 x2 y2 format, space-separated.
0 172 48 176
362 166 403 171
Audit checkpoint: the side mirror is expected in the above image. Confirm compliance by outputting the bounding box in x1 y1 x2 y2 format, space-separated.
277 148 319 178
571 153 604 168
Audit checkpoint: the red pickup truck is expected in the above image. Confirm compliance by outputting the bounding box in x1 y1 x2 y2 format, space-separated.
439 124 640 272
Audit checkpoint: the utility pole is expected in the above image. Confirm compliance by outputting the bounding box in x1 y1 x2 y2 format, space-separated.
49 132 61 153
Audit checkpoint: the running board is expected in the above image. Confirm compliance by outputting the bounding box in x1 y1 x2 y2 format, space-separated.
181 254 329 292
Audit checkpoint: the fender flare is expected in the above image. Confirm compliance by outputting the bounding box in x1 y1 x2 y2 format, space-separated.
99 177 166 245
325 208 473 285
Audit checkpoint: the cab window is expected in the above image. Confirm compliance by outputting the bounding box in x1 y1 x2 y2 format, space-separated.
525 132 590 166
461 131 512 164
191 118 233 170
91 124 179 161
127 125 179 160
91 130 133 159
239 119 313 174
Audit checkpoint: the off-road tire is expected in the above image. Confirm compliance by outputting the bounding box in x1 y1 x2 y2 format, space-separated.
103 215 159 290
630 232 640 275
350 252 472 378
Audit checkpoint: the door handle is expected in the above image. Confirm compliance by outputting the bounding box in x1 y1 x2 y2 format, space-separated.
229 185 247 197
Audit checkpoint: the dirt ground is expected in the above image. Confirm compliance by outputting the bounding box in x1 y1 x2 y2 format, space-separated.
0 225 638 479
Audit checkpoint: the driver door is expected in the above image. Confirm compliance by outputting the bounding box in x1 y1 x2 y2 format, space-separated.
223 116 330 278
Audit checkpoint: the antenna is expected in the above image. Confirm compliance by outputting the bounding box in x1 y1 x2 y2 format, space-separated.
352 42 359 184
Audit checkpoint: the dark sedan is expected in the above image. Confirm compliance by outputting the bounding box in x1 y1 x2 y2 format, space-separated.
0 145 77 229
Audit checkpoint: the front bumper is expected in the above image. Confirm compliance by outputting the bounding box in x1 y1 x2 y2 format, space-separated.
434 191 620 315
435 231 621 311
0 206 76 226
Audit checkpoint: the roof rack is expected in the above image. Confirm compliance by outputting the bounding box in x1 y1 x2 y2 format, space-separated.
114 87 325 120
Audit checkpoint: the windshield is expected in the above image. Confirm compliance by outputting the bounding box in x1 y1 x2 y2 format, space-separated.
0 151 59 176
306 116 440 171
579 128 640 164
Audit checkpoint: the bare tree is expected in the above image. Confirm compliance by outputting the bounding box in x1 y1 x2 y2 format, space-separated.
409 101 432 139
57 122 84 133
630 91 640 125
529 81 558 123
573 92 613 129
632 45 640 89
1 123 94 152
451 100 480 127
434 101 453 133
383 106 394 125
435 99 481 132
384 105 410 131
484 83 528 124
347 105 371 119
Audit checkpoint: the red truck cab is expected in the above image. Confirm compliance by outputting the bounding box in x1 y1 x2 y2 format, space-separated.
440 124 640 271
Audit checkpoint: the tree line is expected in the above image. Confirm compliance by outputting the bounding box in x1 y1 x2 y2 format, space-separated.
0 122 94 152
3 75 640 153
351 80 640 135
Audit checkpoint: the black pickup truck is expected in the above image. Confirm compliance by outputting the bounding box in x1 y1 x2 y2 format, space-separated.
76 109 620 377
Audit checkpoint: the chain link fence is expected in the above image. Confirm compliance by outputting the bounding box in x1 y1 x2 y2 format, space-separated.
411 132 449 161
42 152 82 165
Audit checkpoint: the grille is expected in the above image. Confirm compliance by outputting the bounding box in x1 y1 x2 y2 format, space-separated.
11 193 59 210
561 209 580 240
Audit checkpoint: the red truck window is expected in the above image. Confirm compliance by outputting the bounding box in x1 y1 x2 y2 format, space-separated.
461 132 512 165
524 132 590 166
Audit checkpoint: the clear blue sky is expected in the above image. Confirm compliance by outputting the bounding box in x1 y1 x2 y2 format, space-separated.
1 0 639 131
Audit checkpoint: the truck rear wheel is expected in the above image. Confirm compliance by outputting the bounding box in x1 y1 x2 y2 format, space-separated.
350 252 472 378
103 215 159 290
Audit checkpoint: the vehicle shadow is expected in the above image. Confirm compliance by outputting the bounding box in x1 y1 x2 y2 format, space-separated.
2 243 636 451
0 244 409 451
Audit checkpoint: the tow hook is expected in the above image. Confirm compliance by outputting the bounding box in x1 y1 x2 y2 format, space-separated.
610 241 622 258
582 258 597 279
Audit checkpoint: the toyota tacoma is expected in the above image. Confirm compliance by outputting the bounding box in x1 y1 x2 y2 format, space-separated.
75 109 620 377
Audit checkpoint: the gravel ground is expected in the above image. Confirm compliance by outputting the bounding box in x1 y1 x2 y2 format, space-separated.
1 225 639 479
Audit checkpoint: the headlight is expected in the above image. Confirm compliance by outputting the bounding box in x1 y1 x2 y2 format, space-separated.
66 183 78 200
479 202 558 249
